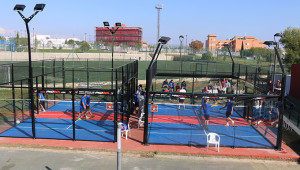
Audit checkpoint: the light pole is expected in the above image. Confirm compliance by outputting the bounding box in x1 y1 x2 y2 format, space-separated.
103 22 122 89
179 35 184 82
155 4 163 42
273 33 282 91
14 3 45 139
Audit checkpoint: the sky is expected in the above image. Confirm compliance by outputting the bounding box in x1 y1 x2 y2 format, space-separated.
0 0 300 45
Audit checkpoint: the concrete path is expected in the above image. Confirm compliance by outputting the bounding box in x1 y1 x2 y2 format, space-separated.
0 147 299 170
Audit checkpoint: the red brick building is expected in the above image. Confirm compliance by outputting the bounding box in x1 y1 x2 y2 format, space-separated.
206 34 266 51
95 24 143 46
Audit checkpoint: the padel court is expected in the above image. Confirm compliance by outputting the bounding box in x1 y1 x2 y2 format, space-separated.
0 101 115 142
147 103 277 148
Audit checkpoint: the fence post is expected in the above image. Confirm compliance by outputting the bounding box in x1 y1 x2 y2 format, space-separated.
114 69 118 142
11 64 16 126
87 59 89 89
62 59 65 100
143 69 150 145
72 89 76 141
276 74 286 150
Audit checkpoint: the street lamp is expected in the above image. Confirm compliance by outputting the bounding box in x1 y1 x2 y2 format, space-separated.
103 21 121 89
224 43 235 76
179 35 184 82
14 3 45 138
272 33 283 89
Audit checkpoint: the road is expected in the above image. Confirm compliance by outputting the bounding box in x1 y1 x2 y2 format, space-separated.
0 147 299 170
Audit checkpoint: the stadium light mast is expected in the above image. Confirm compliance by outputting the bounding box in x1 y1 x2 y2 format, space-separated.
155 4 163 42
103 21 122 89
14 3 45 139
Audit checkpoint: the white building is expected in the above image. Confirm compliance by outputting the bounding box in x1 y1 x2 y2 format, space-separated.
36 35 81 48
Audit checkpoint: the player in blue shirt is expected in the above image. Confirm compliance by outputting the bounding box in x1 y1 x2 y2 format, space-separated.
38 93 46 113
220 98 234 126
200 99 217 130
85 94 94 119
78 93 87 120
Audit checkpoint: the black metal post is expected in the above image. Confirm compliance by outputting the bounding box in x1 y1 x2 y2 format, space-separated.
36 77 39 115
25 21 36 139
62 59 65 100
144 69 150 145
111 33 115 90
72 89 76 141
254 68 258 93
276 74 286 150
42 60 44 90
21 81 24 121
87 59 89 89
245 66 248 94
11 64 16 126
53 60 56 100
72 69 75 88
121 67 124 122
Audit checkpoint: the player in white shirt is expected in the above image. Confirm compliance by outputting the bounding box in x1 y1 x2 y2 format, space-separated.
178 86 187 110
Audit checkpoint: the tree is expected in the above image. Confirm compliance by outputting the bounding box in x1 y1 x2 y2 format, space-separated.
202 51 213 61
15 32 21 52
133 42 142 49
0 36 5 41
280 27 300 70
240 41 244 58
189 40 204 53
79 41 90 52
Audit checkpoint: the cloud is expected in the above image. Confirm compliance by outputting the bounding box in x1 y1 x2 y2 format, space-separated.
0 27 15 35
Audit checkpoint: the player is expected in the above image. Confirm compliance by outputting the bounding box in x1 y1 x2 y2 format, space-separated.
85 94 94 119
178 86 186 110
38 93 46 113
220 98 235 126
271 101 281 128
201 99 217 130
78 93 87 120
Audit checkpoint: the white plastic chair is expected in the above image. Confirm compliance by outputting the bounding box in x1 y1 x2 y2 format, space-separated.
207 133 220 152
121 123 130 140
138 113 145 128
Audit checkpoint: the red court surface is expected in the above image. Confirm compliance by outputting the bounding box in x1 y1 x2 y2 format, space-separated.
0 115 299 160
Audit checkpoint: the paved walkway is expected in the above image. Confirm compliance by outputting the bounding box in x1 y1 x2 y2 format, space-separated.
0 115 299 160
0 147 299 170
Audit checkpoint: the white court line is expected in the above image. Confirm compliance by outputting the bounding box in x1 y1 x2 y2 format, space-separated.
17 126 108 132
66 119 79 129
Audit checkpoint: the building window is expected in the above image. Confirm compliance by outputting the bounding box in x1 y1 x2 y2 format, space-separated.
245 43 250 46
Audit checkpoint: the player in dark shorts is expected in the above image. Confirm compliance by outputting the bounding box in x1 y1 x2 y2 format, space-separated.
220 98 234 126
85 94 94 119
78 93 87 120
200 99 217 130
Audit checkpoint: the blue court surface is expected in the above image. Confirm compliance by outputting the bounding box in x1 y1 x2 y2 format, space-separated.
0 118 114 141
148 103 275 148
0 101 115 141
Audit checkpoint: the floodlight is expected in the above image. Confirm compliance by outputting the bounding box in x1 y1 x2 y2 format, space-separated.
274 33 282 37
179 35 184 41
263 41 277 46
155 4 163 9
34 4 46 11
103 21 110 27
223 43 230 47
14 4 26 11
158 36 171 44
115 22 122 27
